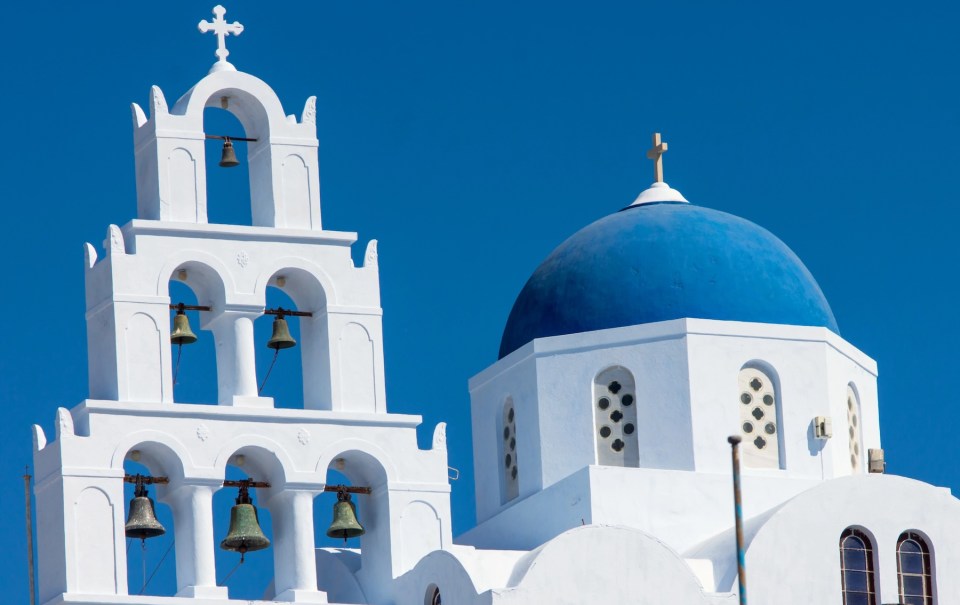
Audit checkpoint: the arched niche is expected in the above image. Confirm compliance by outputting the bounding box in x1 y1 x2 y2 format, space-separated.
170 71 320 230
163 259 230 404
738 360 785 470
211 444 288 600
255 263 335 409
313 447 392 577
255 286 304 408
203 106 253 226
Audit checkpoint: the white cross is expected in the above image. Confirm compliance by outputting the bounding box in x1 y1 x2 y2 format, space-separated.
646 132 668 183
198 6 244 67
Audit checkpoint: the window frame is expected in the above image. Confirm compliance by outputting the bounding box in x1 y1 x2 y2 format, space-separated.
897 531 934 605
840 527 878 605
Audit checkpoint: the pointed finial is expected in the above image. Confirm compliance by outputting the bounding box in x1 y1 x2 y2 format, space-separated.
646 133 668 183
198 6 244 73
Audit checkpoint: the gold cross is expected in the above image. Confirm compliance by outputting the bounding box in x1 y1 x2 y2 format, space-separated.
646 133 668 183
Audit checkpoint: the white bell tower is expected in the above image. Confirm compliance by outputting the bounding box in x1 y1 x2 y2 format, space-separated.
32 7 453 604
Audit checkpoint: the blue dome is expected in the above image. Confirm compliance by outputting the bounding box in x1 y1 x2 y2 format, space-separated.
499 202 838 359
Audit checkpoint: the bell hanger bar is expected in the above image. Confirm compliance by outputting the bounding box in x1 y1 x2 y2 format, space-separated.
323 484 371 495
205 134 258 142
124 473 169 485
264 306 313 318
170 302 212 312
223 478 270 489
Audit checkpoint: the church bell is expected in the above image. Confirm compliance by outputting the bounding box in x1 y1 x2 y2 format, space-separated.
125 478 166 542
220 485 271 560
219 138 240 168
267 315 297 350
326 489 365 543
170 309 198 345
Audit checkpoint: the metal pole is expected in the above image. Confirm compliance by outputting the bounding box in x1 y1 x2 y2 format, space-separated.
728 436 747 605
24 466 36 605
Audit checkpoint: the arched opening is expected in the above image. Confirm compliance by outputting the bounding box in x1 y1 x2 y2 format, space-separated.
257 267 331 409
212 451 281 600
498 397 519 503
847 384 864 472
738 362 784 469
255 286 304 408
593 366 639 467
424 584 442 605
898 531 934 604
313 468 364 550
168 279 218 405
840 527 878 605
313 449 390 578
203 107 253 226
121 445 180 597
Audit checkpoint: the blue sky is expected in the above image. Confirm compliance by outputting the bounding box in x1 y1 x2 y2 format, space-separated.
2 1 959 600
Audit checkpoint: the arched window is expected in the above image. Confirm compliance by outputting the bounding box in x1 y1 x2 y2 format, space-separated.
840 528 877 605
898 531 934 604
593 366 638 467
738 365 781 469
847 385 863 471
499 398 519 503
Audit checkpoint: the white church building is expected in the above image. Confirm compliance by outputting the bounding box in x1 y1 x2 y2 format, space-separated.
30 6 960 605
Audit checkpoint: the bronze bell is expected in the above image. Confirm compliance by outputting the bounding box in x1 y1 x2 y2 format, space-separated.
125 478 166 542
326 490 365 543
219 139 240 168
170 309 198 345
220 485 270 560
267 315 297 350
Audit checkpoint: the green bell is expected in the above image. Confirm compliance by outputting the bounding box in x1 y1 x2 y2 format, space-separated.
267 315 296 350
220 485 270 560
124 479 166 542
170 310 198 345
326 490 365 543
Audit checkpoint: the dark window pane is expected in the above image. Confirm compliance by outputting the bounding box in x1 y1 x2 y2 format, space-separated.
845 593 870 605
903 597 924 605
900 539 921 555
843 571 868 592
842 545 866 569
899 551 924 574
902 575 925 596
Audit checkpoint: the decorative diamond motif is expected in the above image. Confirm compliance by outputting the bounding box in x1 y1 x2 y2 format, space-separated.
196 424 210 441
750 378 763 391
297 428 311 445
608 381 622 394
752 407 764 420
754 436 766 449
